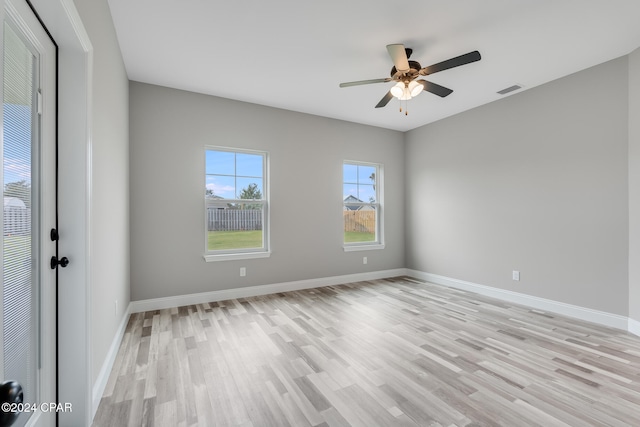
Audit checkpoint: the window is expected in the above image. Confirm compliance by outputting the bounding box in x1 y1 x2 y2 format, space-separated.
343 161 383 250
204 147 269 261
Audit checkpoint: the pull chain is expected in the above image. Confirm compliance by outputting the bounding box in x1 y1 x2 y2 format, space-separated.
398 98 409 115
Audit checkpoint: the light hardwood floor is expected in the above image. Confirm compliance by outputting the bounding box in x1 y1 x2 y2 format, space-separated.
93 277 640 426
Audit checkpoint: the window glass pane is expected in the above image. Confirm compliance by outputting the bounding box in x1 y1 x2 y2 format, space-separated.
206 147 267 254
343 163 357 183
207 204 263 251
236 178 263 200
358 165 376 185
206 150 234 175
206 175 235 199
343 184 359 202
343 208 376 243
236 153 262 178
3 22 37 418
358 184 376 203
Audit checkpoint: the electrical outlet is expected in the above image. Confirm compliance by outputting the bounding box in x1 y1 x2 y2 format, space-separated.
363 257 367 265
240 267 246 277
512 271 520 281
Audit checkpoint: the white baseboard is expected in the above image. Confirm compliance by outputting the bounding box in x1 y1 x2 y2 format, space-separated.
407 270 630 331
130 268 408 313
92 301 132 418
630 318 640 337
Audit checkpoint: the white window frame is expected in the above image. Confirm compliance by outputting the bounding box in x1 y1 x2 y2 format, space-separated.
343 160 385 252
203 146 270 262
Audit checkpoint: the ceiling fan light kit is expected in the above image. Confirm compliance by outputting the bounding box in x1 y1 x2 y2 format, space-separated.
390 81 423 100
339 44 481 115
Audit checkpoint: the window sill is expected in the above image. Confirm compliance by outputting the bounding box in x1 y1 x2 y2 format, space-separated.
343 244 385 252
203 251 271 262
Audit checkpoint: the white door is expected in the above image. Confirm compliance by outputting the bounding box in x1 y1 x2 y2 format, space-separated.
0 0 56 426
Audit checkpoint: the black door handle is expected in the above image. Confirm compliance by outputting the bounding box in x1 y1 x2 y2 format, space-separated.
0 381 23 426
50 256 69 269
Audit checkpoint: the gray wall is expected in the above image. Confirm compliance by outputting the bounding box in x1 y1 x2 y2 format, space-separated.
73 0 131 385
129 82 405 301
405 57 630 316
630 47 640 323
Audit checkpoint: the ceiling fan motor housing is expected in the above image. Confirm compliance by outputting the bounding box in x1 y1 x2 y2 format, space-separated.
391 60 422 80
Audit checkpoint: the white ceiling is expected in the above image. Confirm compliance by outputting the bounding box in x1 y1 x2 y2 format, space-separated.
107 0 640 132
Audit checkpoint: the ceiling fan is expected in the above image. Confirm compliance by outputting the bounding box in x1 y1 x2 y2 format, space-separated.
339 44 481 113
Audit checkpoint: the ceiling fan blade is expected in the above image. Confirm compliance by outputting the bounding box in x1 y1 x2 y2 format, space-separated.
375 91 394 108
420 51 481 76
339 78 391 88
418 80 453 97
386 44 410 73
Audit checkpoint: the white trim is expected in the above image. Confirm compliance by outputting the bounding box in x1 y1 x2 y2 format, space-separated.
60 0 92 51
630 317 640 337
91 302 131 416
203 251 271 262
407 270 629 331
84 39 94 427
131 269 407 313
343 244 385 252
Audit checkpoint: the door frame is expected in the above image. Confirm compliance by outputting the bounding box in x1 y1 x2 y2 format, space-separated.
26 0 92 425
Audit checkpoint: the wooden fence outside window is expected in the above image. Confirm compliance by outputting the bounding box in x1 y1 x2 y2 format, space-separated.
343 210 375 233
206 208 376 233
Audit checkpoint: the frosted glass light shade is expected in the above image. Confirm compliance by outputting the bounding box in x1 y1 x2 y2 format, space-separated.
408 80 423 97
390 82 404 98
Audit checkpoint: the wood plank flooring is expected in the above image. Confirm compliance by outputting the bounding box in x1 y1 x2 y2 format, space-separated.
92 277 640 426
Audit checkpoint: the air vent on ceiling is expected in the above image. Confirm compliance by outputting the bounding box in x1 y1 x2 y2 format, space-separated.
497 85 522 95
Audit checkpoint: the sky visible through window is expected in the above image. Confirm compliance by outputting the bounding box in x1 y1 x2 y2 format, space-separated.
206 150 263 199
4 24 33 195
3 105 31 183
343 163 376 203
